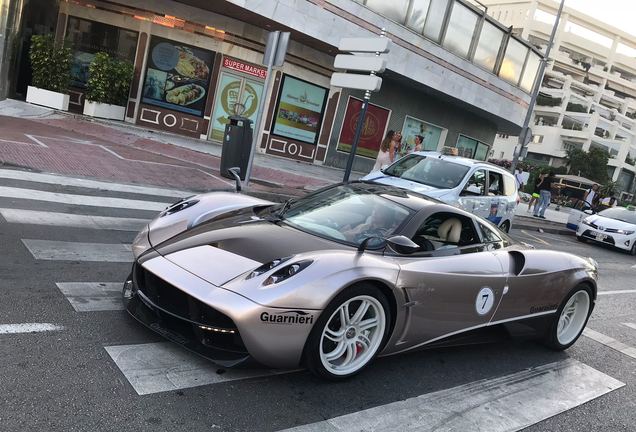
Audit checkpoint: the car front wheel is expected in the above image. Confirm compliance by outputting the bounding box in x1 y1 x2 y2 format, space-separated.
543 285 592 350
304 284 390 380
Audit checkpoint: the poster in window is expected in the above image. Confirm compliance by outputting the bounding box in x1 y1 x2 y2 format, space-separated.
337 97 391 159
400 116 444 156
271 75 328 145
141 36 215 117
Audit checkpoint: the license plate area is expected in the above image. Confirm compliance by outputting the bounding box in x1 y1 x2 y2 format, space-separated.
594 232 607 241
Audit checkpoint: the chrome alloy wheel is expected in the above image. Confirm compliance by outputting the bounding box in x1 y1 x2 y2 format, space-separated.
319 295 386 376
556 290 590 345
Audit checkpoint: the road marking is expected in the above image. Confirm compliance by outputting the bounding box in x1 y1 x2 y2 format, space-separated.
105 342 285 395
0 208 148 231
0 168 194 198
0 186 170 211
520 230 550 245
22 239 133 262
597 290 636 296
0 323 64 334
583 328 636 359
280 359 623 432
622 323 636 331
56 282 123 311
632 264 636 269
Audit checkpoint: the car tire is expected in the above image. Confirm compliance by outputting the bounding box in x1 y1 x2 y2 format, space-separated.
576 235 586 243
543 285 593 351
630 242 636 256
304 284 391 380
499 221 510 233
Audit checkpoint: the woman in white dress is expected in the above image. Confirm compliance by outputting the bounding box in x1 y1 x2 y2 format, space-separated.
372 130 397 171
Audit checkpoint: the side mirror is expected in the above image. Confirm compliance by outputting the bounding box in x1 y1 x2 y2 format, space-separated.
583 209 594 215
227 167 242 193
386 235 420 255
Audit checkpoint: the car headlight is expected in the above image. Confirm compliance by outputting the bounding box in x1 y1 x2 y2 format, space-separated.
160 196 199 217
263 260 313 286
581 217 592 226
246 257 291 280
616 229 635 235
132 224 151 258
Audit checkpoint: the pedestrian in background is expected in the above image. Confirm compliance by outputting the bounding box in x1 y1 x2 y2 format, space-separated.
372 130 396 171
410 135 424 153
534 171 555 219
582 183 599 211
526 173 545 213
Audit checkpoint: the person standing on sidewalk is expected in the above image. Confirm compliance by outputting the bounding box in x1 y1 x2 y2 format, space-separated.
582 183 599 211
534 171 555 219
372 130 396 171
526 173 545 213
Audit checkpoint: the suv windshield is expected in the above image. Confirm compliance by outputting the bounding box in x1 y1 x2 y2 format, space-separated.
383 154 470 189
279 184 413 247
598 208 636 225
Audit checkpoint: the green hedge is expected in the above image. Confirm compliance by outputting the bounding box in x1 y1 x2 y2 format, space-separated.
29 34 72 93
86 52 134 106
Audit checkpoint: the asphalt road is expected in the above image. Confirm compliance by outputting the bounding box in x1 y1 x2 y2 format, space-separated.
1 169 635 432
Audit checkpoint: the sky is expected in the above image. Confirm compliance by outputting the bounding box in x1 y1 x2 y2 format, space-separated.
564 0 636 37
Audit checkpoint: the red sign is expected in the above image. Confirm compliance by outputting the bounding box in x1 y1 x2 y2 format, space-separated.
222 56 267 79
337 97 391 159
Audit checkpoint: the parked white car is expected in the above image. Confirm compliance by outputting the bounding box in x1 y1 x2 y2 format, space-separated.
362 152 519 232
576 207 636 255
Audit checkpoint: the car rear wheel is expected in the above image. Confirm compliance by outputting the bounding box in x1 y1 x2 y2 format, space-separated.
304 284 390 380
543 285 592 350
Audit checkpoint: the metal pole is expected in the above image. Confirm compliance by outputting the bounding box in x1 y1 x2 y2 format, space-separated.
343 90 371 183
244 63 274 187
510 0 565 173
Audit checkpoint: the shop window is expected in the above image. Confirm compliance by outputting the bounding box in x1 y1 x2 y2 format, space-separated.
400 116 446 155
457 135 489 161
473 21 504 72
442 2 478 59
520 51 541 92
141 36 215 117
66 17 138 88
271 74 329 145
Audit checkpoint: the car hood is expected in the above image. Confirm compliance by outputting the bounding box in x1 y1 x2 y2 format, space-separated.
362 172 449 197
586 215 636 231
152 212 350 286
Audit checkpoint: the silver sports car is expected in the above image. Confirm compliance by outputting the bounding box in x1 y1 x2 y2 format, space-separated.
123 182 598 380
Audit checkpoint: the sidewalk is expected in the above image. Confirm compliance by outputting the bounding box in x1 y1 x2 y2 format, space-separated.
0 99 575 233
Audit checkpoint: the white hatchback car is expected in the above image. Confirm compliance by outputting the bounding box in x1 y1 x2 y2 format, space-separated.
576 207 636 255
362 152 518 232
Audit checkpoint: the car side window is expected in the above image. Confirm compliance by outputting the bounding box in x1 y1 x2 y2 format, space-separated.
410 212 481 256
461 169 486 196
488 171 505 196
477 221 504 250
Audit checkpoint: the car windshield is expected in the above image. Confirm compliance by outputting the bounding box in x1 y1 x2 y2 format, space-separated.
598 208 636 225
279 185 413 247
383 155 470 189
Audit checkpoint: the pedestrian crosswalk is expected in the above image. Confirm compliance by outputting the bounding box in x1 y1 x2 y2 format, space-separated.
0 168 633 431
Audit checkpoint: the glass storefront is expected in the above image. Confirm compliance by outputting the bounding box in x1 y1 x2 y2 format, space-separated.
456 134 490 160
400 116 445 154
66 17 138 88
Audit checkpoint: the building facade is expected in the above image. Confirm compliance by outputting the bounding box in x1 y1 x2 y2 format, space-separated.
484 0 636 198
3 0 540 173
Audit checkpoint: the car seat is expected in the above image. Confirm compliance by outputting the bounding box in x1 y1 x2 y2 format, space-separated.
437 218 462 244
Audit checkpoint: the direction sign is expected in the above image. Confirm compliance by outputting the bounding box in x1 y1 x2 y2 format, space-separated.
330 73 383 92
334 54 387 73
338 37 391 53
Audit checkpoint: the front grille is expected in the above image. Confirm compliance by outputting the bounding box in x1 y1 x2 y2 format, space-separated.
133 264 246 353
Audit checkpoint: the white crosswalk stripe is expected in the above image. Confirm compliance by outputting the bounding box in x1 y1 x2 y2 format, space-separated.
280 359 624 432
0 185 171 211
1 208 148 231
22 239 133 262
105 342 286 395
56 282 123 311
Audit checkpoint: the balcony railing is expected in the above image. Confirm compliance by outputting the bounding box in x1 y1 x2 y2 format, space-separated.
352 0 541 92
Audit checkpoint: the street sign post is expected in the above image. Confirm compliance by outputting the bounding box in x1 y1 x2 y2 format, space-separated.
330 31 391 182
244 31 290 186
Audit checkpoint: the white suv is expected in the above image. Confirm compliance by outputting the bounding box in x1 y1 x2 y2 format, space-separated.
362 152 519 232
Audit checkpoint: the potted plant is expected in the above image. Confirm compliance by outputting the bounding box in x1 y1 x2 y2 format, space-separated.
26 34 72 110
83 52 134 120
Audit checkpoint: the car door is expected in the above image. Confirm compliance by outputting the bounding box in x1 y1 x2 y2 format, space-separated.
458 169 489 219
393 212 508 351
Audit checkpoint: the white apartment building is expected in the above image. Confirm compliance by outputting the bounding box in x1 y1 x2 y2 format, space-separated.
483 0 636 197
